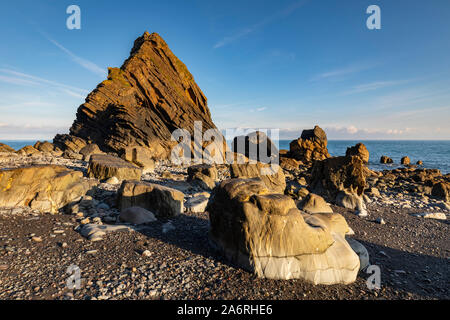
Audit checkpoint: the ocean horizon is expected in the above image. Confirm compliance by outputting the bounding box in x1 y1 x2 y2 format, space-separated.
2 139 450 174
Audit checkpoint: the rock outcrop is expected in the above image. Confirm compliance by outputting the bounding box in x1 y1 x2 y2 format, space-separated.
207 178 360 284
230 162 286 193
0 165 96 214
87 154 142 181
346 143 369 164
401 156 410 165
380 155 393 164
187 164 218 191
289 125 330 163
118 180 184 218
310 155 368 199
298 193 333 214
58 31 223 160
0 143 14 153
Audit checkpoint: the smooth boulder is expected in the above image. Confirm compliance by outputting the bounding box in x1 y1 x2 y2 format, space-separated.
118 180 184 218
0 165 96 214
207 178 360 284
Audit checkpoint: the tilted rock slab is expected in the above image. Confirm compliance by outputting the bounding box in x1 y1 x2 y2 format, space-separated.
0 165 96 214
207 178 359 284
60 31 223 159
118 180 184 218
87 154 142 181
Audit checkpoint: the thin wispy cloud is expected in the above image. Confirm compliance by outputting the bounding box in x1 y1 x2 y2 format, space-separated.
39 31 106 77
311 62 375 82
0 68 89 97
341 79 411 95
213 0 308 48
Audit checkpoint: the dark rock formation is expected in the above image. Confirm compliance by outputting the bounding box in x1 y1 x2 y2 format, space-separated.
401 156 410 165
56 31 223 160
380 155 393 164
231 131 278 163
310 155 368 199
289 125 330 163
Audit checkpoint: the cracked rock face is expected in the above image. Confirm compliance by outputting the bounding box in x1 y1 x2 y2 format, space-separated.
207 178 360 284
60 31 223 159
0 165 97 214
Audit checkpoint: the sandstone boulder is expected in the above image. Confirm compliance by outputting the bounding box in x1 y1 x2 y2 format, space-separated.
346 143 369 163
79 144 104 161
87 154 142 181
299 193 333 213
0 165 96 214
289 125 330 163
207 178 359 284
33 141 55 153
121 146 155 174
230 162 285 193
118 180 184 218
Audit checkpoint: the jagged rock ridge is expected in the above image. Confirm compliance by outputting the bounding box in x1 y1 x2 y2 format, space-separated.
59 31 220 159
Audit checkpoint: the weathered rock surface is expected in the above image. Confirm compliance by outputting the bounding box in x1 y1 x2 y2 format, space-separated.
230 162 285 193
380 155 393 164
401 156 410 165
118 180 184 218
87 154 142 181
59 31 222 160
431 182 449 202
289 126 330 163
299 193 333 213
53 134 87 153
207 178 359 284
346 238 370 271
0 165 96 214
33 141 55 153
231 131 278 162
16 145 40 156
119 206 157 224
187 164 217 191
185 194 209 213
0 143 14 153
79 144 104 161
310 155 368 199
121 146 155 174
346 143 369 163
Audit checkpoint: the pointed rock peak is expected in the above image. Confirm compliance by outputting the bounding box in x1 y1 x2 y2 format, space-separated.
61 31 222 160
131 31 168 55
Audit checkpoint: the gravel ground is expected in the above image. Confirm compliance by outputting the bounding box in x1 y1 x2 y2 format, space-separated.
0 201 448 300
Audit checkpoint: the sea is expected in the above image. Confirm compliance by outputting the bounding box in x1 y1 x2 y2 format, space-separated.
2 139 450 174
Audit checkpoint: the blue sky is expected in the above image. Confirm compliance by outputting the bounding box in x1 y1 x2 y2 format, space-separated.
0 0 449 140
